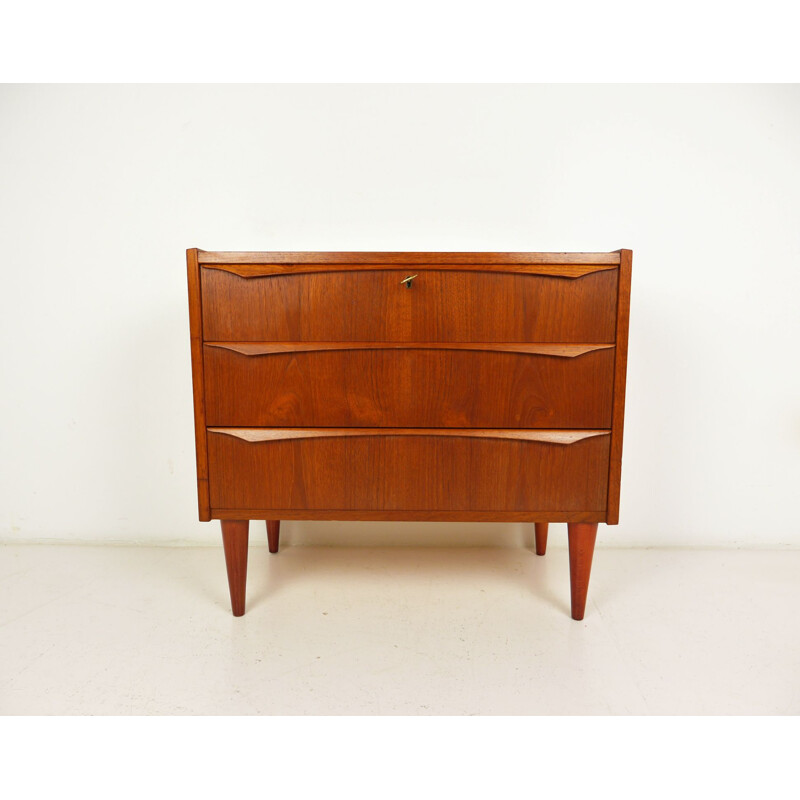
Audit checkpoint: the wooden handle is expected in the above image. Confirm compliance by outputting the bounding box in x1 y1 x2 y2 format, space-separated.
205 342 615 358
208 428 611 445
201 263 617 279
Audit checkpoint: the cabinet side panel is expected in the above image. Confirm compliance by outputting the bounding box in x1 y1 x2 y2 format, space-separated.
606 250 632 524
187 248 211 520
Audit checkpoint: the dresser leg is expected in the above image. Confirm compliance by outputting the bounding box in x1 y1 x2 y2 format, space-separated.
221 520 249 616
534 523 548 556
567 523 598 621
266 520 280 554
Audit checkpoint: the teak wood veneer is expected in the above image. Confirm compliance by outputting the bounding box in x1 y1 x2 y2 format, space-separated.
187 249 632 620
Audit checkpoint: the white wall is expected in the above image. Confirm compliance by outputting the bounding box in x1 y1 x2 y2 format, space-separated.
1 84 798 548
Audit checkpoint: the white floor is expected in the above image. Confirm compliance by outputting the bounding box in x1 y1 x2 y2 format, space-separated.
0 542 798 715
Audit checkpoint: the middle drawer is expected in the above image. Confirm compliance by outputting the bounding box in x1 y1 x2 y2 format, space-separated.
203 343 615 428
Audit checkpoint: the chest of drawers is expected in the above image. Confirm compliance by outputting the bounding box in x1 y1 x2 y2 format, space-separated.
187 249 632 620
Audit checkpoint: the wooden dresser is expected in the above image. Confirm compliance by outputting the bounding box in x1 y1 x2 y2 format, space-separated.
187 249 632 620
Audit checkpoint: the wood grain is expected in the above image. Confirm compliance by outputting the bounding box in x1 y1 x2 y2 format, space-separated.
266 520 280 554
197 251 621 266
606 249 632 524
221 520 249 616
201 267 619 343
203 344 615 428
207 430 610 512
534 522 549 556
567 522 598 620
186 248 211 521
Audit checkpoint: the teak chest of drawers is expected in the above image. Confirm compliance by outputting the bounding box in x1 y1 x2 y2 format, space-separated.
187 249 632 620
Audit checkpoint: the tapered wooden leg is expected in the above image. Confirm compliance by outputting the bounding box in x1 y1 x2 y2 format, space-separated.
534 522 549 556
266 520 280 554
567 522 598 621
221 520 249 616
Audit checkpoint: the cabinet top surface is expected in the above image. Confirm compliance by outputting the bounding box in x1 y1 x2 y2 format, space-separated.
194 250 627 266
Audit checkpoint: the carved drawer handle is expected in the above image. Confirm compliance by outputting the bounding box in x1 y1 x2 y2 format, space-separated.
209 428 611 445
205 342 614 358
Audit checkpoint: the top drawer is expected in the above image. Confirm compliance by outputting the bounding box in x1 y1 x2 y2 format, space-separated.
201 265 618 342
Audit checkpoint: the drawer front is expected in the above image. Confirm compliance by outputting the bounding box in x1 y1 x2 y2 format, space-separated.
203 343 615 428
201 266 618 342
207 429 610 512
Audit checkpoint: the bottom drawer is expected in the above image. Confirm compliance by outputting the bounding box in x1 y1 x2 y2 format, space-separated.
207 428 610 513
